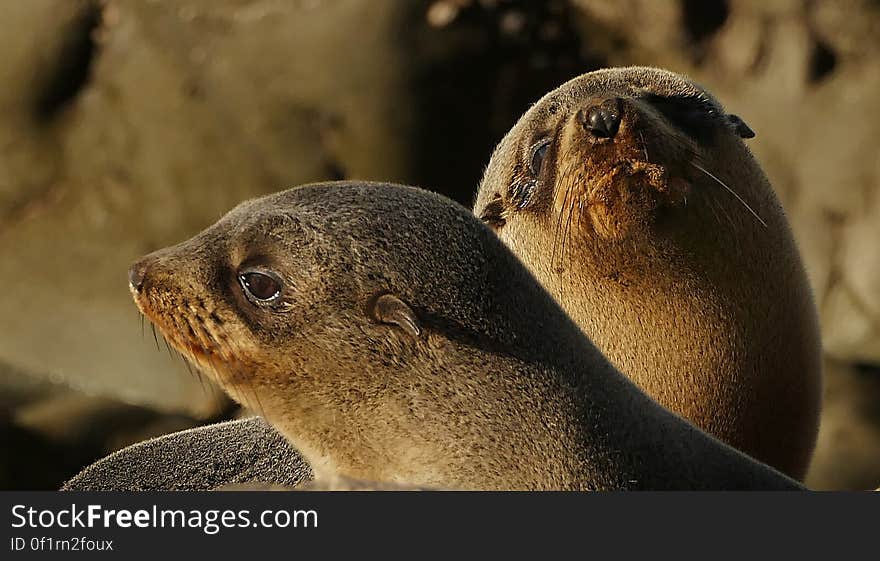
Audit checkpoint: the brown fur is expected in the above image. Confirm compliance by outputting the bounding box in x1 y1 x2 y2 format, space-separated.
129 181 801 490
474 67 822 480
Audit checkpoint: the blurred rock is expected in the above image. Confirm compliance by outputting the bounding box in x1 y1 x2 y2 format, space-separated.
0 361 68 411
2 389 213 489
14 393 190 446
806 361 880 490
1 0 878 489
0 0 595 418
571 0 880 363
0 421 80 490
0 0 409 415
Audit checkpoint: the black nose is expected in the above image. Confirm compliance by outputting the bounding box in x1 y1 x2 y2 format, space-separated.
578 102 621 139
128 260 148 292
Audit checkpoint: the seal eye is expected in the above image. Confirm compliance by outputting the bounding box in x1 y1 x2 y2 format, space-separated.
529 139 550 176
641 93 720 143
239 271 282 303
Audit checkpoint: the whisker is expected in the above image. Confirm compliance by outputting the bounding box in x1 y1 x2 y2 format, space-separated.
194 366 208 395
704 192 725 231
713 190 742 255
561 193 577 298
180 351 196 377
233 362 261 417
248 370 266 418
150 322 160 350
222 336 266 419
692 163 767 228
639 131 649 162
161 333 174 359
551 153 580 274
575 195 584 253
551 184 570 273
203 351 222 385
187 316 225 400
188 357 210 398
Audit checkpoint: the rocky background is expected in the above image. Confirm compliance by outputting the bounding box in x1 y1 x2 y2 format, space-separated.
0 0 877 490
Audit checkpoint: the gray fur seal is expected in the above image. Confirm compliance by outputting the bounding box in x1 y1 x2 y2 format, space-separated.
119 181 801 490
62 417 307 491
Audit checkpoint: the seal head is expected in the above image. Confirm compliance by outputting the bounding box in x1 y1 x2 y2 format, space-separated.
128 182 592 487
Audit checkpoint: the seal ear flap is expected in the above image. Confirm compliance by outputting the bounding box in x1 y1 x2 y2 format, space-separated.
370 293 422 338
727 114 756 139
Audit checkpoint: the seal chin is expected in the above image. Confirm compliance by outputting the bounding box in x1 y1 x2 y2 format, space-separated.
555 157 690 241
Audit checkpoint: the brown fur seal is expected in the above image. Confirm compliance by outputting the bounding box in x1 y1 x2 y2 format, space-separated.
127 181 801 490
473 66 822 480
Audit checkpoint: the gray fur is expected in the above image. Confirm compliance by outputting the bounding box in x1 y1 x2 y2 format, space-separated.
62 417 310 491
105 181 802 490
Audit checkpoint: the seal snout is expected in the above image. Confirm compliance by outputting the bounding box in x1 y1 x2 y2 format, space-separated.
127 254 167 305
577 98 622 139
128 248 178 296
128 259 148 293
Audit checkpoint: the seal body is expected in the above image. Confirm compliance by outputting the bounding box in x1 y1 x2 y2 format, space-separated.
126 181 801 490
62 417 309 491
474 67 822 479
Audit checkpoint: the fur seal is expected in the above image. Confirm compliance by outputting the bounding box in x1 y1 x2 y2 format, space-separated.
124 181 801 490
474 67 823 480
62 417 308 491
